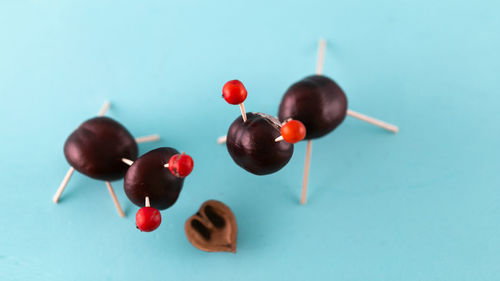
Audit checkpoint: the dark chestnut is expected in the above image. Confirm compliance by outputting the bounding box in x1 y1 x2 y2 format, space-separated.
64 116 138 181
226 112 293 175
278 75 348 139
124 147 184 210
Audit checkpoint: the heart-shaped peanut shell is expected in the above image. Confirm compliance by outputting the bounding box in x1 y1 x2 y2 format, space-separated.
185 200 237 253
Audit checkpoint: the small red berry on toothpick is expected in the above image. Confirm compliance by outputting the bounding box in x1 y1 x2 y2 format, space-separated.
275 119 306 144
222 80 248 122
222 80 247 105
164 153 194 178
136 196 161 232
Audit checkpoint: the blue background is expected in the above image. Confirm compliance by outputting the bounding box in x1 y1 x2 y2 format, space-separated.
1 0 499 280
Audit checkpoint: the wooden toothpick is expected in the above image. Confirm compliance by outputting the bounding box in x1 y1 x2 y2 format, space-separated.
122 158 134 166
301 140 312 205
217 135 227 144
316 39 326 75
301 140 312 204
106 181 125 217
346 109 398 133
239 103 247 122
97 101 111 117
145 196 151 207
300 39 326 204
52 167 75 203
135 134 160 143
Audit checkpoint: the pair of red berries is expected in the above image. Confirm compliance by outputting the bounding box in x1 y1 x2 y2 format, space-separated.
135 153 194 232
222 80 306 144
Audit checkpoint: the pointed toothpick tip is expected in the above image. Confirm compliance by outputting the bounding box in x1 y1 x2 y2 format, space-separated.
217 135 227 144
98 101 111 116
316 39 327 75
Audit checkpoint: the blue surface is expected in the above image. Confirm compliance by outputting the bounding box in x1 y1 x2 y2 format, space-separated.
1 0 499 280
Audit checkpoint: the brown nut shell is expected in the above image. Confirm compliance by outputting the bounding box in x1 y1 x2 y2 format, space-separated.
185 200 237 253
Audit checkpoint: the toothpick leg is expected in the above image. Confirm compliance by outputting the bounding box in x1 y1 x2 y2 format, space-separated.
135 134 160 143
346 109 399 133
300 39 326 204
106 181 125 217
217 135 227 144
300 140 312 204
316 39 326 75
300 38 399 204
52 167 75 203
317 39 398 132
97 101 111 117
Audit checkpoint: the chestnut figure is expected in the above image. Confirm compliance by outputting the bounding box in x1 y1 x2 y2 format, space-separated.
124 147 185 210
64 116 138 181
53 101 161 218
226 112 293 175
278 75 348 139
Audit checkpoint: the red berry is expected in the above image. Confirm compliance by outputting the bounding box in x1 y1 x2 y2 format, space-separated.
222 80 247 105
280 120 306 144
168 153 194 178
136 207 161 232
